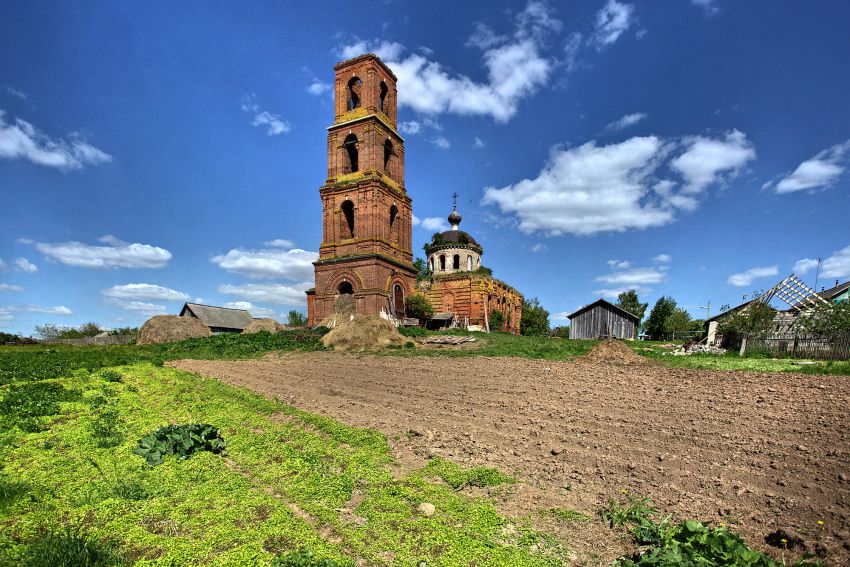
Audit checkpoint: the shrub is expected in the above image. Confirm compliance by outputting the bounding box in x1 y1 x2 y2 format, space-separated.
287 310 308 327
489 309 504 331
134 424 226 466
520 297 549 336
405 293 434 320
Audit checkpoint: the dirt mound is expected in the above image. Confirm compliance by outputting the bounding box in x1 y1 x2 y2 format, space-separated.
138 315 211 345
581 339 650 365
320 315 408 351
318 293 356 328
242 318 285 334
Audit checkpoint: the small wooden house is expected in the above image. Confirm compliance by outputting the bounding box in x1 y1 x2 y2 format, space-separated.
179 303 253 334
567 299 639 340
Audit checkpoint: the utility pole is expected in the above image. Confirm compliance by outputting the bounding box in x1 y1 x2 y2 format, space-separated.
814 257 822 292
700 300 710 321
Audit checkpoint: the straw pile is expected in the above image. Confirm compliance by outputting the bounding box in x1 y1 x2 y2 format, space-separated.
581 339 650 365
321 315 408 351
242 318 286 334
137 315 211 345
318 293 356 328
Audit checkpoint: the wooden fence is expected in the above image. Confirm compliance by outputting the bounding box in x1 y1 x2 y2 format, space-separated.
743 333 850 361
43 335 136 346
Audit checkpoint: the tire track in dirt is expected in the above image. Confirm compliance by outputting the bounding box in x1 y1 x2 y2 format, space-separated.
170 352 850 563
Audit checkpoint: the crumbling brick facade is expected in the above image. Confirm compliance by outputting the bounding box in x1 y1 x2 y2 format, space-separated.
422 274 523 334
307 54 416 326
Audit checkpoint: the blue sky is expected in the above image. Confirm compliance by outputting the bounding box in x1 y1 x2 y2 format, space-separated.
1 0 849 334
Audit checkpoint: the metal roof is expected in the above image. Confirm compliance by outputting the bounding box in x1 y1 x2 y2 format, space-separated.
180 303 253 330
566 298 639 322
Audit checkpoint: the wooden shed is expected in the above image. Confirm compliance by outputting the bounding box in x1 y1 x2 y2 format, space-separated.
567 299 639 340
179 302 253 334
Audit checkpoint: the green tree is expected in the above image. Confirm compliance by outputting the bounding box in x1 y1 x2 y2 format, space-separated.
552 326 570 339
644 296 677 339
286 310 307 327
34 324 63 340
615 290 648 323
718 301 776 337
489 309 505 331
78 322 104 337
797 302 850 339
405 293 434 320
663 308 692 340
520 297 550 336
413 257 429 280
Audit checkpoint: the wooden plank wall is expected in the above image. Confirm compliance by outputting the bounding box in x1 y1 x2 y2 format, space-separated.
570 304 636 340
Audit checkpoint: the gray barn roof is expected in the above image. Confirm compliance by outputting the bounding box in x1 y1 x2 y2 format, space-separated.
180 303 253 330
566 298 639 322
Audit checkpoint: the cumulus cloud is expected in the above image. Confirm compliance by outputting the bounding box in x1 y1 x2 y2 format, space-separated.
473 137 486 149
727 265 778 287
607 259 632 269
775 140 850 194
0 110 112 171
0 284 23 292
240 94 290 136
218 283 312 306
32 237 172 269
18 305 73 315
691 0 719 15
399 121 421 135
793 258 819 275
531 243 546 253
653 254 672 263
339 1 560 123
670 129 756 194
211 241 317 281
431 136 450 150
605 112 647 131
817 245 850 279
483 129 758 237
418 217 450 232
102 283 189 302
307 81 331 96
264 239 295 248
597 267 666 286
14 258 37 273
594 286 651 299
110 301 167 315
222 301 275 317
592 0 635 48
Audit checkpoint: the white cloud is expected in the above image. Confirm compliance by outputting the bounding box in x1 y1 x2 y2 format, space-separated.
14 258 37 273
531 243 546 253
607 259 632 269
431 136 450 150
102 283 189 302
111 301 167 315
19 305 73 315
597 267 665 286
307 81 331 96
218 283 312 306
606 112 647 131
419 217 450 232
671 129 756 194
222 301 276 317
339 1 559 123
0 284 23 292
483 136 673 235
399 121 421 135
593 0 635 48
473 137 485 149
240 94 291 136
593 285 652 299
0 110 112 171
793 258 819 275
727 265 778 287
820 245 850 279
775 140 850 194
211 242 318 280
33 237 172 269
551 311 571 321
264 239 295 248
653 254 672 263
691 0 719 15
5 86 27 100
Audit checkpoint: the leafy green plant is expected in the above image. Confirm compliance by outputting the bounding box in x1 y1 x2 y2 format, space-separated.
405 293 434 320
271 547 353 567
0 474 29 508
520 297 550 336
88 408 123 448
18 524 126 566
86 458 147 501
421 456 515 490
99 370 123 383
0 381 81 432
134 423 226 466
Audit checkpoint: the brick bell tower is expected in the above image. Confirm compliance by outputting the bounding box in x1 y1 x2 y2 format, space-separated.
306 54 417 326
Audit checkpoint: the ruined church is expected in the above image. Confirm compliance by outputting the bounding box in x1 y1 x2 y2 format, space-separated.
306 54 522 332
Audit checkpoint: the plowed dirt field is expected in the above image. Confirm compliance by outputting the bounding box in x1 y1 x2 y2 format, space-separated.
170 352 850 563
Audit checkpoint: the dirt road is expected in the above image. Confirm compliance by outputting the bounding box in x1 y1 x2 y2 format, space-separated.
170 352 850 563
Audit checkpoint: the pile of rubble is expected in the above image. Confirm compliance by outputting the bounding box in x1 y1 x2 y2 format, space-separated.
669 343 726 356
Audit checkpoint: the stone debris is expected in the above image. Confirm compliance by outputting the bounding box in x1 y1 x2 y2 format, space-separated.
669 344 726 356
420 335 476 345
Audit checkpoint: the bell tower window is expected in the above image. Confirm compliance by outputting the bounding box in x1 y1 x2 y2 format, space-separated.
379 81 388 112
341 200 355 238
383 139 393 170
389 204 398 229
343 134 358 173
347 77 362 110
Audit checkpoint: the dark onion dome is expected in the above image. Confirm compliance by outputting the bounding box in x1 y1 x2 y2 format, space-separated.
424 230 483 255
448 208 462 227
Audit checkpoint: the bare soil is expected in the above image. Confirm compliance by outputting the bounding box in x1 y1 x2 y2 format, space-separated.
169 352 850 564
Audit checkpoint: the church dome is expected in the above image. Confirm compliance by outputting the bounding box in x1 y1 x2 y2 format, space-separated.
448 208 462 227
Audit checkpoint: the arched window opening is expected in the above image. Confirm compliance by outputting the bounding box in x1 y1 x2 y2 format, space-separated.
466 255 473 271
428 257 434 272
337 281 354 295
439 255 446 271
393 283 404 317
347 77 362 110
453 254 460 270
383 139 393 170
343 134 358 173
389 204 398 229
341 200 355 238
379 81 388 112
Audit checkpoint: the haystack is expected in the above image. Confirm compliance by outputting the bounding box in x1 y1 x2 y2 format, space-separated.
581 339 650 365
321 315 408 351
318 293 357 328
137 315 211 345
242 318 286 334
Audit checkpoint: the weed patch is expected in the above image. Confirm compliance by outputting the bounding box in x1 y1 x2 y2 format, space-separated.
16 524 127 566
134 423 227 466
420 456 516 490
0 381 81 432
